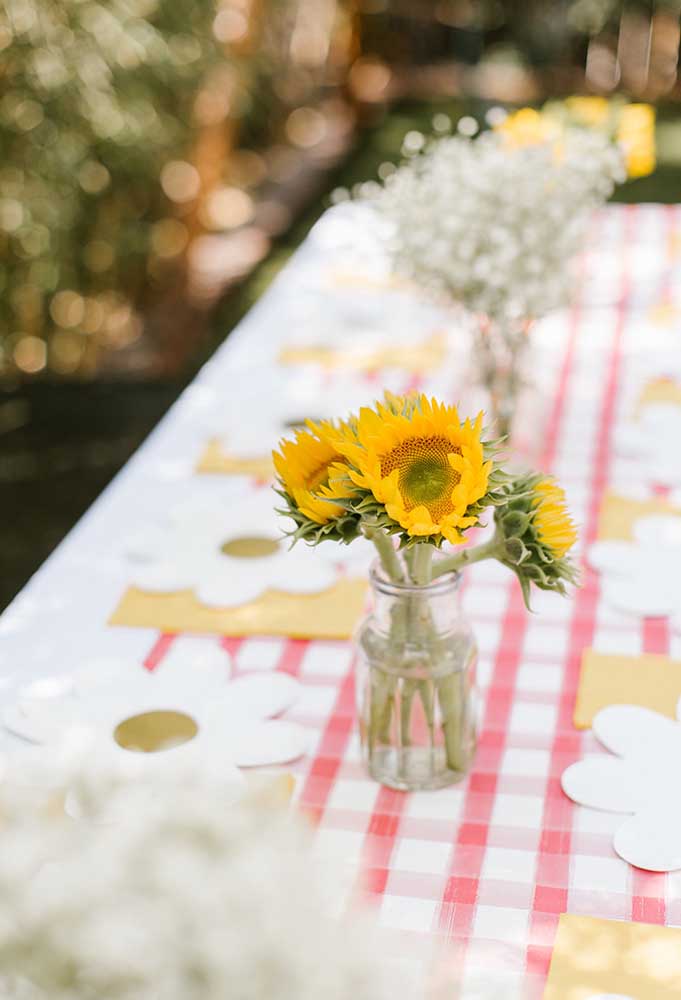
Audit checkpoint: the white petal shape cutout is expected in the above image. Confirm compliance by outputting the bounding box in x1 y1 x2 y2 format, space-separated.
227 720 309 767
218 673 301 720
593 704 681 758
601 577 678 617
587 541 640 576
156 637 232 685
267 548 337 593
4 699 86 745
194 571 265 609
131 563 194 593
19 674 74 699
73 658 146 696
124 527 167 563
615 424 648 457
562 699 681 871
614 802 681 872
633 514 681 546
561 756 639 814
274 565 338 594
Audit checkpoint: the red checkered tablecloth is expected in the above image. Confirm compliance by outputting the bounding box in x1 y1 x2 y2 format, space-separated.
2 202 681 999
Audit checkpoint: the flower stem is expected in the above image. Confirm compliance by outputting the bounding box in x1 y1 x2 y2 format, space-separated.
430 533 503 580
362 525 405 754
363 525 404 583
411 543 434 585
437 671 466 772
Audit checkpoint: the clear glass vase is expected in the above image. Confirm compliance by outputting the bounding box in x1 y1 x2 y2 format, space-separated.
469 314 543 461
355 564 478 791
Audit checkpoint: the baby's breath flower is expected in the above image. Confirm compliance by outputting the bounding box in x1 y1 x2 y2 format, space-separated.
0 753 406 1000
368 130 624 323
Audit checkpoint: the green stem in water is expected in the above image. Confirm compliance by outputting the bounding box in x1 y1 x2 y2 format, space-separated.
417 678 435 748
400 678 417 749
437 671 467 773
370 672 396 749
362 524 404 753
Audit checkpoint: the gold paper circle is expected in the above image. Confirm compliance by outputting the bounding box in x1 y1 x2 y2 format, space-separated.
114 711 198 754
220 535 280 558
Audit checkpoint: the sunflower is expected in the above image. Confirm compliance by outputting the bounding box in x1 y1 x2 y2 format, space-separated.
341 395 493 544
493 472 578 606
531 478 577 559
273 420 351 526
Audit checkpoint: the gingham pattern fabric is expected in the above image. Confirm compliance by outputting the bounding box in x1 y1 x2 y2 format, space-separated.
1 203 681 999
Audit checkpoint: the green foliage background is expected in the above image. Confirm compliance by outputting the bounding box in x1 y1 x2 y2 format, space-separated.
0 0 227 372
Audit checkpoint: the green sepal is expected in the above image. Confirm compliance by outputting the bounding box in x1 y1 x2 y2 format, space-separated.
504 536 530 565
501 510 530 536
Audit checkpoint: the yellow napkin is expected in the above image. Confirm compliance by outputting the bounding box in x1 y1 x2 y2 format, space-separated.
648 303 679 327
574 649 681 728
597 491 681 541
196 438 274 479
109 578 367 640
544 914 681 999
636 376 681 412
278 331 447 374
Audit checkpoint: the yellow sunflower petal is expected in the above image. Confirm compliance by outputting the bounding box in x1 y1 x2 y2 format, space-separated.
532 478 577 558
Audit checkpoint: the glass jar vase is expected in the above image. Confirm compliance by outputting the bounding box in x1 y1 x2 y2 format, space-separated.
355 564 478 791
467 312 544 462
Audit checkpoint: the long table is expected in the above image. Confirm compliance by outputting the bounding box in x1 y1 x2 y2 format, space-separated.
1 202 680 999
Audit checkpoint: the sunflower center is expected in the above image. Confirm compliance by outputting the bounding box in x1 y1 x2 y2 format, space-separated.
114 711 198 753
381 436 461 519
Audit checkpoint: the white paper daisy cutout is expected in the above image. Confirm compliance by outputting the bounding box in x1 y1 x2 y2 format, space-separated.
588 514 681 627
3 639 309 774
124 491 370 607
204 369 375 459
562 698 681 871
616 403 681 487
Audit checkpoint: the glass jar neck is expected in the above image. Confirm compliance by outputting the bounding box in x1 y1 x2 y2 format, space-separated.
369 562 463 636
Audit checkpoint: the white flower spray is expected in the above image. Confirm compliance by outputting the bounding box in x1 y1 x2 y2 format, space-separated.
0 749 409 1000
366 127 625 436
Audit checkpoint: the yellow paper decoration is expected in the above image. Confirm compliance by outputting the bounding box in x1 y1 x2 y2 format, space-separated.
574 649 681 729
278 332 447 374
636 376 681 413
648 302 679 327
196 439 274 479
544 914 681 999
597 491 681 541
109 578 367 640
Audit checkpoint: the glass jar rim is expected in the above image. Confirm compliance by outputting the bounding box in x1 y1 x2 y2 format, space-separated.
369 559 461 596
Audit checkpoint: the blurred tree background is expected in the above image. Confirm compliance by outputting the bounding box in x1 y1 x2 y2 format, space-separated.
2 0 681 607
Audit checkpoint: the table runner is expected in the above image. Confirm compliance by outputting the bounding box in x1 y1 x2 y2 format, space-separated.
1 202 680 999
